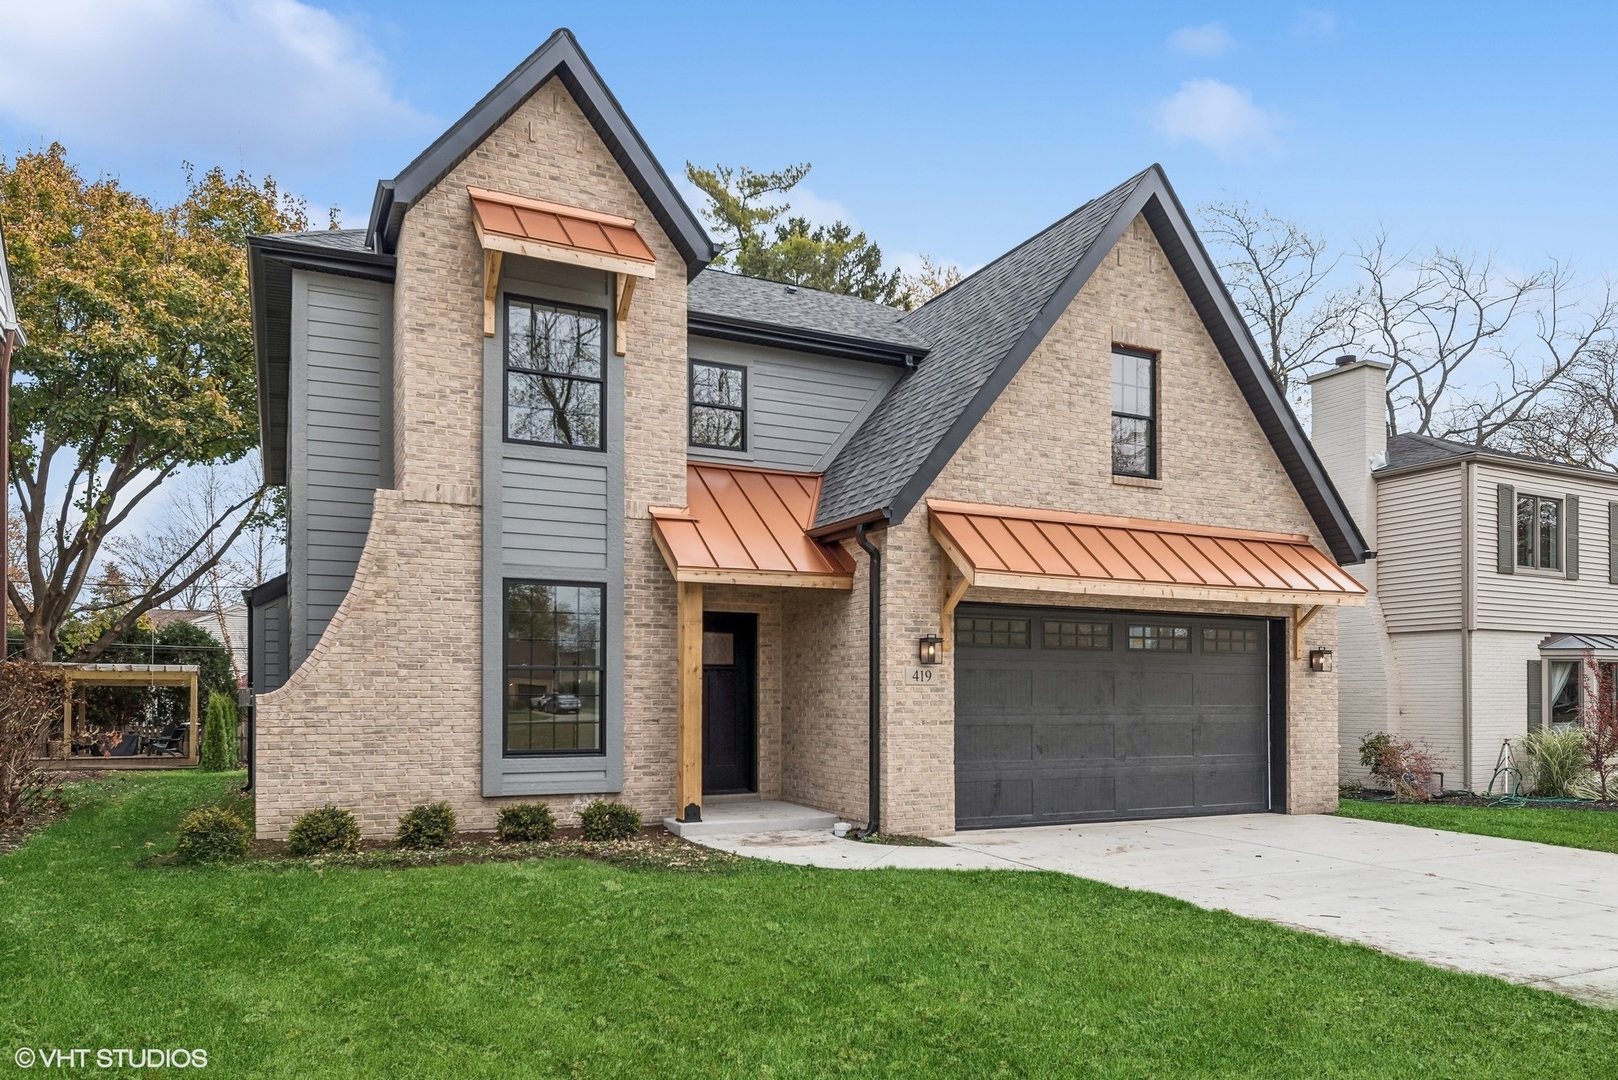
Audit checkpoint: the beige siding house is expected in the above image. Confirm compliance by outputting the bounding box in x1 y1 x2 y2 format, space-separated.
242 29 1368 839
1312 358 1618 790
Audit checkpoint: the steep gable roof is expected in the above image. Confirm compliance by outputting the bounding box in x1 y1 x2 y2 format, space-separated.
366 29 714 279
814 165 1369 565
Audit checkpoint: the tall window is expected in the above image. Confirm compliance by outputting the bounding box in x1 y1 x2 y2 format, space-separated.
505 298 604 449
504 582 604 755
1516 494 1561 570
690 360 746 449
1111 348 1155 478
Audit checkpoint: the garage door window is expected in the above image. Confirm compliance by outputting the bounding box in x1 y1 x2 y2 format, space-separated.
957 617 1030 647
1043 620 1111 650
1127 625 1190 651
1203 627 1261 653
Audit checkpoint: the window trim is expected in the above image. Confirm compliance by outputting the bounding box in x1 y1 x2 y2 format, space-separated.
688 358 748 451
1110 346 1157 479
502 578 608 758
1515 492 1562 572
502 294 609 453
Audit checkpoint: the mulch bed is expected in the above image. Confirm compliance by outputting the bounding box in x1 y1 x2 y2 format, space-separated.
1342 789 1618 812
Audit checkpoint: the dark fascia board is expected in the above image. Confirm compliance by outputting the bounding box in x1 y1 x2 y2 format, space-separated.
688 315 927 367
368 28 715 280
251 234 396 282
247 241 289 486
853 165 1368 564
243 572 289 607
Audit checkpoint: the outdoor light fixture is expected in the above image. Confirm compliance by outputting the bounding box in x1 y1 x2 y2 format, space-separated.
1309 649 1334 673
919 635 944 665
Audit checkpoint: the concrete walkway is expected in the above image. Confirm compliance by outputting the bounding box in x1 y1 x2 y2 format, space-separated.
697 813 1618 1005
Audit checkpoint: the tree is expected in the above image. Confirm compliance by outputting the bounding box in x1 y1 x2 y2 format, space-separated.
898 255 965 311
2 145 306 662
686 162 904 305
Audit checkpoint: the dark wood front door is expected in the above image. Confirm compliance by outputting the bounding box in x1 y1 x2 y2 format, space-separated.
702 612 757 794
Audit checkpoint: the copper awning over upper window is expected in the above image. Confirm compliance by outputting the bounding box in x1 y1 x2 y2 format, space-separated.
469 186 656 277
928 498 1365 607
651 465 855 589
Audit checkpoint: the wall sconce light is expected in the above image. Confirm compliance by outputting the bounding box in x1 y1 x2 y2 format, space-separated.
919 635 944 665
1309 649 1334 673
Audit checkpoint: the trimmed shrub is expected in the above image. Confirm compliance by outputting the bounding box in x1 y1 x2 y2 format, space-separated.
580 799 641 841
175 806 250 864
496 803 557 843
287 805 362 856
1523 727 1593 799
396 801 457 849
199 691 239 771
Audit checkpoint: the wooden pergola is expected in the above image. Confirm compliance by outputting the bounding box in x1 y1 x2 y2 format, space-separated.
45 663 200 768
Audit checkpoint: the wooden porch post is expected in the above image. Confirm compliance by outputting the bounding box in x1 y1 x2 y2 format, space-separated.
186 670 199 763
61 675 73 758
676 581 703 821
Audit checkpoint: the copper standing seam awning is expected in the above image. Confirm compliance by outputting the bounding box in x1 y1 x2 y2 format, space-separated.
928 498 1365 655
467 185 655 349
651 464 856 589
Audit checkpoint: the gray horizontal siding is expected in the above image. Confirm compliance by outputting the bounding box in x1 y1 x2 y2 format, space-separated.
1376 467 1464 631
688 337 900 472
501 455 610 571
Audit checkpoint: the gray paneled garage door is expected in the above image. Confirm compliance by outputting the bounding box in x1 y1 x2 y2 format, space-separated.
955 606 1271 829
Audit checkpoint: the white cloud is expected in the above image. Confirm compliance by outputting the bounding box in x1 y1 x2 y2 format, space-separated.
1292 8 1337 39
1168 23 1234 57
783 186 855 230
1154 79 1278 157
0 0 428 164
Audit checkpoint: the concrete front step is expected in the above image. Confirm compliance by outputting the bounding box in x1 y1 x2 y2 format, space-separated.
663 799 839 838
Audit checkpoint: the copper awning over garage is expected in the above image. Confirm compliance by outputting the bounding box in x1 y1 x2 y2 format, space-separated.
928 498 1365 607
651 465 855 589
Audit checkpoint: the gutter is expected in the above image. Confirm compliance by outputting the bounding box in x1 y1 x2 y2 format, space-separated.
854 521 882 835
688 313 927 368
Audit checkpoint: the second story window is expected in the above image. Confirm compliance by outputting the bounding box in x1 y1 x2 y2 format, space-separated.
1111 347 1156 478
1516 494 1561 570
689 360 746 450
506 298 604 449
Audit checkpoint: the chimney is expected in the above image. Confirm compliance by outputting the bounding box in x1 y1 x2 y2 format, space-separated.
1306 356 1391 546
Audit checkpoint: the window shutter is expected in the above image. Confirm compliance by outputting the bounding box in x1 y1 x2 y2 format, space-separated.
1608 502 1618 584
1496 484 1515 574
1565 495 1580 579
1527 659 1543 733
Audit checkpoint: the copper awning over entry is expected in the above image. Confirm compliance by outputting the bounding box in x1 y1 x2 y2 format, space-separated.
651 465 855 589
928 499 1365 608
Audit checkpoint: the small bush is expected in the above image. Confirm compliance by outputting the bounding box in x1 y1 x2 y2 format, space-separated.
1359 731 1438 801
396 801 458 849
175 806 250 864
287 805 362 856
199 691 239 771
1523 727 1593 799
580 800 641 841
496 803 557 842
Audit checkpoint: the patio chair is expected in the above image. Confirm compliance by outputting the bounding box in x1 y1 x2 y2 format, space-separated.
146 721 187 757
107 732 142 757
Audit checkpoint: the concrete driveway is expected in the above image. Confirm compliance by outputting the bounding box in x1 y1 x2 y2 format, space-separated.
948 813 1618 1006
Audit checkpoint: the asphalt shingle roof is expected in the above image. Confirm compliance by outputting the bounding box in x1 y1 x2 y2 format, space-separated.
1382 432 1614 476
267 229 372 251
814 169 1150 528
687 269 929 354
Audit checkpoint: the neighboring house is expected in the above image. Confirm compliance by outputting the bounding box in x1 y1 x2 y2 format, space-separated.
147 607 249 678
243 29 1368 840
1311 357 1618 790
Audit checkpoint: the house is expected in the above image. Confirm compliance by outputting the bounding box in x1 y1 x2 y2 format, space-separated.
1310 357 1618 790
146 607 249 679
243 29 1368 839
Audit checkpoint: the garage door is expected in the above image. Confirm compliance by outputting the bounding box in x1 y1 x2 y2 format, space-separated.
954 606 1273 829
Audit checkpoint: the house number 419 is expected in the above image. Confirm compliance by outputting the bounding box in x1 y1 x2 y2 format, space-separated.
906 668 935 684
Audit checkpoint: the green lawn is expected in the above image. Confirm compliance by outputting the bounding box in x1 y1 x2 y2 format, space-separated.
1337 796 1618 854
4 777 1618 1079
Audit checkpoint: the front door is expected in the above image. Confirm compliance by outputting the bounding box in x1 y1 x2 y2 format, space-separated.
702 612 757 794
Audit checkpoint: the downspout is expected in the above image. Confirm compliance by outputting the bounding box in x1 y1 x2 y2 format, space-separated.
242 590 255 794
1461 460 1476 791
855 521 882 835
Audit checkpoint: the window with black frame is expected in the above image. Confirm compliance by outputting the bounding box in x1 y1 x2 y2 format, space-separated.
1111 347 1155 477
504 582 604 754
505 298 604 449
690 360 746 450
1515 494 1560 570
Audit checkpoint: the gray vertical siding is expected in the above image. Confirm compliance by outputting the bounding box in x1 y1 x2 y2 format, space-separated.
288 270 393 669
259 595 289 692
686 337 901 472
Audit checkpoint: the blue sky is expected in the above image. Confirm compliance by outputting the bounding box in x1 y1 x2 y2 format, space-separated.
1 1 1615 282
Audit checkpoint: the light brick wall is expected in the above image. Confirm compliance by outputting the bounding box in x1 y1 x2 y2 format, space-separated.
877 214 1342 835
256 78 689 838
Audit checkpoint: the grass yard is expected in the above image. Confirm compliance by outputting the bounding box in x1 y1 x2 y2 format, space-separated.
4 776 1618 1079
1337 796 1618 854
